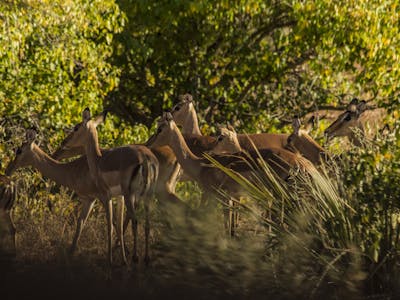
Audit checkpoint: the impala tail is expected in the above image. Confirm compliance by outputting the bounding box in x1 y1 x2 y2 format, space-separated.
129 158 158 198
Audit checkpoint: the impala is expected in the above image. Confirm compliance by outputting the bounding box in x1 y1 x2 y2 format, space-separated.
285 116 328 165
324 98 387 146
210 124 316 173
0 174 16 254
147 113 315 235
53 108 159 266
171 94 326 165
52 116 183 242
5 129 136 265
54 136 181 206
209 123 318 233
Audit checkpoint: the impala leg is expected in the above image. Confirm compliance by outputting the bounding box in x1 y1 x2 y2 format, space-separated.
115 197 128 266
232 198 239 231
69 199 95 255
6 211 17 254
229 198 235 237
125 194 138 264
144 197 150 265
113 204 130 247
104 199 113 267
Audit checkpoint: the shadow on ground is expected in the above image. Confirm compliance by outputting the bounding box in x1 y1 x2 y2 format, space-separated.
1 253 246 300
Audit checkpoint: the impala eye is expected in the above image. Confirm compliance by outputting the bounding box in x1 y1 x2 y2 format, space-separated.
174 105 181 112
73 125 79 132
15 148 22 155
217 136 224 142
157 127 162 134
344 114 351 121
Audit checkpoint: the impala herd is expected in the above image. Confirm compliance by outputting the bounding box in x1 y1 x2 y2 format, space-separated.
0 95 387 267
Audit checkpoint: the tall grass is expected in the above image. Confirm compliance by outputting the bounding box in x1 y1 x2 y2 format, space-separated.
202 152 365 299
191 127 400 298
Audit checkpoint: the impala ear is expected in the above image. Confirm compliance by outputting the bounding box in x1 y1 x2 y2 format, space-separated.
219 127 229 136
26 129 37 143
226 123 236 133
165 112 174 122
347 98 359 112
91 111 107 127
305 115 316 132
292 115 301 136
82 107 91 122
356 100 367 115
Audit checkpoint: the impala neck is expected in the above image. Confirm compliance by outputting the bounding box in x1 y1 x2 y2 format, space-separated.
83 126 103 181
293 131 326 165
168 123 203 179
29 144 81 189
182 106 202 135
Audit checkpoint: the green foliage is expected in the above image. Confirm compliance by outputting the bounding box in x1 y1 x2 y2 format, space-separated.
109 0 400 132
338 120 400 292
0 0 123 149
0 1 400 298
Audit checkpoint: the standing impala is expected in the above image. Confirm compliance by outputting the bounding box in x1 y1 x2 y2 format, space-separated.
147 113 316 235
210 124 317 173
5 129 127 265
324 98 387 146
171 94 326 165
52 116 183 242
54 135 181 206
55 108 159 266
208 124 318 233
0 174 16 254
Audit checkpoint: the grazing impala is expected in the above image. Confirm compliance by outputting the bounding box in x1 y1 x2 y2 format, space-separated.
171 94 326 165
53 108 159 266
324 98 387 146
5 129 131 266
0 174 16 254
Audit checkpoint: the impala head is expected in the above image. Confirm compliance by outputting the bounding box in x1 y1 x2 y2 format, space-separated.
5 129 38 176
149 112 178 148
210 126 242 154
171 93 195 127
287 116 326 165
324 98 367 141
52 108 107 159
